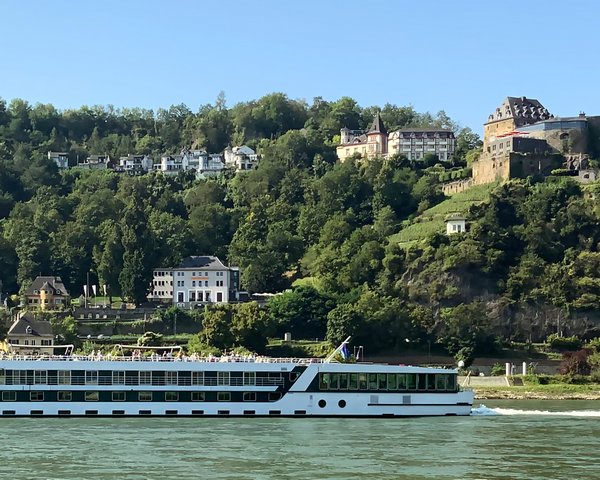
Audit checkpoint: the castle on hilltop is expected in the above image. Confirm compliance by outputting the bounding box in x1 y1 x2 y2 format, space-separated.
444 96 600 194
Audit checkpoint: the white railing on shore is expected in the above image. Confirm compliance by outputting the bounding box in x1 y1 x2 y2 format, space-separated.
0 354 324 365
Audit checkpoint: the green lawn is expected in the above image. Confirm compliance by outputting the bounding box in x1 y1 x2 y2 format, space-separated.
390 182 498 245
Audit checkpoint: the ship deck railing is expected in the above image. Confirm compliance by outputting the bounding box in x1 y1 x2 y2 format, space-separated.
0 354 324 365
3 376 286 387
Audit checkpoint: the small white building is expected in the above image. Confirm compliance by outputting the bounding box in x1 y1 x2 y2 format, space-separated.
223 145 261 171
48 151 69 169
148 256 240 307
445 214 466 235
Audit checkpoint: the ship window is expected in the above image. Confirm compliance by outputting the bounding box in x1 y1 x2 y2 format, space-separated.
407 374 417 390
2 391 16 402
348 373 358 390
268 392 282 402
329 373 340 390
217 392 231 402
138 391 152 401
319 373 329 390
427 374 436 391
0 370 5 385
418 374 427 391
289 372 299 382
112 392 126 402
243 392 257 402
191 392 205 402
358 373 367 390
165 392 179 401
30 392 44 401
397 374 407 390
14 370 27 385
339 374 348 390
387 374 398 391
243 372 256 386
217 372 230 386
34 371 47 385
191 372 204 386
85 391 99 402
112 371 126 385
447 375 457 391
85 371 98 385
368 374 378 390
165 371 178 386
378 374 387 390
139 371 152 385
58 370 71 385
57 391 72 401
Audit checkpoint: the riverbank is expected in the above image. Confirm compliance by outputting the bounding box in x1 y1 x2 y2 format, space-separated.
473 385 600 400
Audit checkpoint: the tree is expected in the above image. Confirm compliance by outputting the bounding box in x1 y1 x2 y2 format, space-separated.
200 307 234 349
326 303 364 346
230 302 273 353
267 286 335 339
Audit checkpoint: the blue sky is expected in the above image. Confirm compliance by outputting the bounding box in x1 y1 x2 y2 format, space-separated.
1 0 599 131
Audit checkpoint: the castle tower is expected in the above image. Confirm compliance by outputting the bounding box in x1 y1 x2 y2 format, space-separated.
483 96 552 150
366 112 388 156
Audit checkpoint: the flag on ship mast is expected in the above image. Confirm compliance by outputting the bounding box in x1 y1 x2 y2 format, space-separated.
340 343 350 360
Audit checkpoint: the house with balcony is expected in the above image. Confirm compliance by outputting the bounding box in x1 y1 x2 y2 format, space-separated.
148 256 240 307
223 145 261 171
77 154 113 170
117 154 154 174
24 276 70 310
48 151 69 169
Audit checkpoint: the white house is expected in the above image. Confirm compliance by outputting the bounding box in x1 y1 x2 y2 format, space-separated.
157 153 190 175
118 154 154 174
197 153 225 178
48 151 69 169
223 145 261 171
148 256 240 307
445 214 466 235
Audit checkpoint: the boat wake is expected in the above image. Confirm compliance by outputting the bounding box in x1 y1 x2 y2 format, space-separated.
471 405 600 417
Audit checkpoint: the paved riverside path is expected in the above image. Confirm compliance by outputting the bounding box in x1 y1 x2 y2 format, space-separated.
459 376 510 387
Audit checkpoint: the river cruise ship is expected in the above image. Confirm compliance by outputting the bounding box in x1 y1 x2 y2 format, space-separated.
0 347 473 418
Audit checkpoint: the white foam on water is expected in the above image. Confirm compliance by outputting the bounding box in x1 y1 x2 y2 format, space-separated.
471 404 600 417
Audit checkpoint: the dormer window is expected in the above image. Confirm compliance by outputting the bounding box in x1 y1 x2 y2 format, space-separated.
26 326 32 335
34 290 39 294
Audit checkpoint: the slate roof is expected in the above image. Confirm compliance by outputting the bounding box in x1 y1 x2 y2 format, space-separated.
368 113 387 135
25 276 69 297
8 313 53 337
176 256 229 270
488 97 553 126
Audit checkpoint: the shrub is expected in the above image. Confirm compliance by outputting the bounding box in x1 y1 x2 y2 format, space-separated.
559 349 591 376
590 369 600 383
547 334 582 352
587 337 600 353
490 363 505 376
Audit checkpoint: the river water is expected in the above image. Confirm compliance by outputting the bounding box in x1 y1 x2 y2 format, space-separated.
0 400 598 480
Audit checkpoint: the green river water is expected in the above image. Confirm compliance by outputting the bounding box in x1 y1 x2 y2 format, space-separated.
0 400 598 480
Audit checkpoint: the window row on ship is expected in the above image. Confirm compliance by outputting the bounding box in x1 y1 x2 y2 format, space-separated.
0 390 284 402
0 370 298 387
318 372 458 392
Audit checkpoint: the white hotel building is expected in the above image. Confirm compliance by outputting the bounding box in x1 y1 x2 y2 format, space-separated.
149 256 240 307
